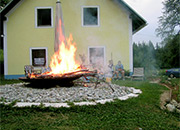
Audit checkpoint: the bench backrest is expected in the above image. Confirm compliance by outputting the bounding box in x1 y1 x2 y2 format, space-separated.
133 67 144 76
24 65 34 74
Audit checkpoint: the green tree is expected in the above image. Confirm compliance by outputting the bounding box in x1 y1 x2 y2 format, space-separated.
0 49 4 74
155 43 164 68
155 0 180 69
0 0 11 10
156 0 180 39
155 33 180 68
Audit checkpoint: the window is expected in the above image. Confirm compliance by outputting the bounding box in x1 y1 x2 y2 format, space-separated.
82 6 99 27
30 48 48 67
88 46 105 67
35 7 53 28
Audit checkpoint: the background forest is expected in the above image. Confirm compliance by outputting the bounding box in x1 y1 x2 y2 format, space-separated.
133 33 180 76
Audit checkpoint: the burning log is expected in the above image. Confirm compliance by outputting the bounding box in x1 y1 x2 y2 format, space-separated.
20 67 115 93
25 69 96 79
19 69 98 86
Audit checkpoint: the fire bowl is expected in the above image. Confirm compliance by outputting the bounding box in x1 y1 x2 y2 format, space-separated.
19 77 78 87
19 70 97 87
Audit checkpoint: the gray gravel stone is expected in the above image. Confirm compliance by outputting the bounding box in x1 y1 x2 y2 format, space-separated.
166 104 176 112
0 83 137 103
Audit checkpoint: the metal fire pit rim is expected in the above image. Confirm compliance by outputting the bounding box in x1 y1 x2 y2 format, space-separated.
19 70 98 86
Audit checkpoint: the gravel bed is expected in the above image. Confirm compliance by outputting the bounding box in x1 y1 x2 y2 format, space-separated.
0 82 137 103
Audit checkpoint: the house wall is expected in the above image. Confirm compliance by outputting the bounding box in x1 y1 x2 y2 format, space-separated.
5 0 56 78
63 0 131 68
4 0 132 79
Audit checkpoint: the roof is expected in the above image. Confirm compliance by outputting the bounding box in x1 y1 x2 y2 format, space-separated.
0 0 20 21
0 0 146 33
117 0 147 34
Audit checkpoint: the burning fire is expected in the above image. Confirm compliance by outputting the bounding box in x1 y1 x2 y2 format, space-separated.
29 18 82 78
48 18 81 75
49 34 81 75
23 5 97 80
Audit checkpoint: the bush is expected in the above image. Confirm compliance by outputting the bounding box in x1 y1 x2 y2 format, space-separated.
158 69 167 76
0 49 4 74
0 49 3 63
125 69 130 76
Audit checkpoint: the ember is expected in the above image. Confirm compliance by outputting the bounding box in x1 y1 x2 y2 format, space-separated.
49 34 81 75
27 32 83 79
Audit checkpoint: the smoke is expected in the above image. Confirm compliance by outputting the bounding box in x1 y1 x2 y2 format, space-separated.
54 1 66 52
133 41 159 77
83 7 98 26
89 48 104 70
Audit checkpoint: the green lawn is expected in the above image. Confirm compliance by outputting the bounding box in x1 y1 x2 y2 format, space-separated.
0 80 180 130
0 75 23 85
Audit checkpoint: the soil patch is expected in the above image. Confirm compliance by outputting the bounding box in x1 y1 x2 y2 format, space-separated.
160 90 171 110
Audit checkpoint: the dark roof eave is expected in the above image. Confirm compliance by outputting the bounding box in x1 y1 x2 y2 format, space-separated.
131 14 147 34
0 0 21 20
117 0 147 33
133 23 147 34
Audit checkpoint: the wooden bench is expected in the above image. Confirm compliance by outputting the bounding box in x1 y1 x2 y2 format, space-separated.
131 67 144 81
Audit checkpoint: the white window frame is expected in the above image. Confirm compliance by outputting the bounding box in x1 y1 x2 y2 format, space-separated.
35 7 53 28
88 46 106 65
82 6 100 27
30 47 48 67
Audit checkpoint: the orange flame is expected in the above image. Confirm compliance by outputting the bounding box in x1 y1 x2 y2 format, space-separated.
49 34 80 75
28 19 81 79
